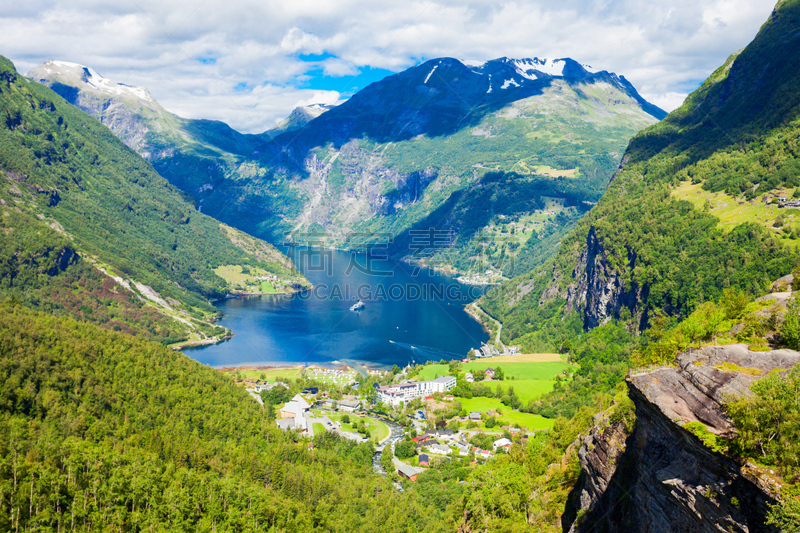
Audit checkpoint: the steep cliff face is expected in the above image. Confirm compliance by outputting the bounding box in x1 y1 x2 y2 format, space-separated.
564 344 800 533
561 226 648 331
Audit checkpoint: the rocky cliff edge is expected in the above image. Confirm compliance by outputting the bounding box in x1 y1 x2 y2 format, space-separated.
563 344 800 533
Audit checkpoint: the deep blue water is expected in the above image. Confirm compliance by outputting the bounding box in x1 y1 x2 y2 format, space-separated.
184 248 490 369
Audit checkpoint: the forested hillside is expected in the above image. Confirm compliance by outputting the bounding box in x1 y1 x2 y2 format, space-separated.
0 302 450 532
0 55 305 344
482 0 800 351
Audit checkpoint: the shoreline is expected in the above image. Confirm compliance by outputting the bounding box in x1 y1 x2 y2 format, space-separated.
172 333 234 351
216 361 356 373
210 286 310 304
464 302 492 335
212 358 392 376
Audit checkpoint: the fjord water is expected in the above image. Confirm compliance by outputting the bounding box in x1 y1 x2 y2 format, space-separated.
185 248 489 369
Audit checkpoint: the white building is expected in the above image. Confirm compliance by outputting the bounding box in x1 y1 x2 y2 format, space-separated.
428 444 452 455
465 372 474 383
493 438 512 451
277 394 311 431
376 376 457 407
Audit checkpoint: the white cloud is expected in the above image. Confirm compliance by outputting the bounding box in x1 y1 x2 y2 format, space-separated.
1 0 777 131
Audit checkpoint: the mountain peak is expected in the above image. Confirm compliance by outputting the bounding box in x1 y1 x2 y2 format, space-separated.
28 60 155 104
263 102 336 139
457 56 599 79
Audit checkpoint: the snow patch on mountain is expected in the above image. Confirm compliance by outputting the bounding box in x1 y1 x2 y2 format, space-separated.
424 63 440 84
462 59 487 68
513 58 562 77
32 60 154 103
501 79 520 89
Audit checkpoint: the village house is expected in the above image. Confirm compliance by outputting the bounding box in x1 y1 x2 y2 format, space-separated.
322 398 362 412
254 381 288 393
478 449 494 459
276 394 311 431
418 453 430 467
493 438 512 452
423 428 455 439
469 412 482 421
428 444 452 455
455 443 471 456
465 372 474 383
396 463 424 482
484 368 496 379
337 399 361 412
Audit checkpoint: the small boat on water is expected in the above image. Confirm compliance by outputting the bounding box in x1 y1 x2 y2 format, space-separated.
350 300 365 311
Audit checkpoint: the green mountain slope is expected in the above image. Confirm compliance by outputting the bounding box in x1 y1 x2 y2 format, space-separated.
0 302 447 532
0 56 306 345
31 57 663 279
481 0 800 351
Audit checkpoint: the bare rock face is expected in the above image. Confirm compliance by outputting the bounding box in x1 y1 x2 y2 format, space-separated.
563 345 799 533
562 411 631 530
562 226 647 331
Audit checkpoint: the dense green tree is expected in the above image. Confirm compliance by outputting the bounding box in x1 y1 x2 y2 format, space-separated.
0 303 451 532
783 297 800 350
395 439 417 460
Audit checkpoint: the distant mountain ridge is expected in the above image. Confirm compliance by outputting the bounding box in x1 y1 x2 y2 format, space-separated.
30 55 665 279
28 60 264 158
273 56 665 150
264 103 336 139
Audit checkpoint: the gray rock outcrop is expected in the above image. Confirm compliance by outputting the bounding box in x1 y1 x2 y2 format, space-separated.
564 344 800 533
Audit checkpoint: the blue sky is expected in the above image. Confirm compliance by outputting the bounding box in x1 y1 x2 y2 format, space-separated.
0 0 778 133
297 53 396 95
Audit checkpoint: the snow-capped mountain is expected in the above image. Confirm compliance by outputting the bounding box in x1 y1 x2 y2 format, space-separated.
462 57 596 81
29 60 157 107
29 55 665 276
28 60 264 158
271 56 665 155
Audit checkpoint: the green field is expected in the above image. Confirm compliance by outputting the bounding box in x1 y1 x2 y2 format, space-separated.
672 181 798 244
261 281 276 293
329 414 389 442
497 411 554 430
417 361 569 404
464 361 572 380
364 417 390 441
459 398 554 430
312 423 326 435
491 379 557 402
214 265 286 294
459 397 505 413
226 367 303 383
417 365 451 380
418 361 572 381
